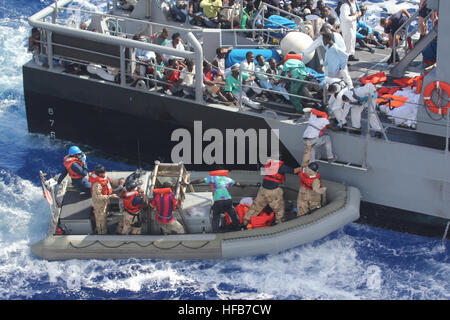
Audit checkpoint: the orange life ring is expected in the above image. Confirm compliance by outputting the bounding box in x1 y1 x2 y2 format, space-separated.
423 81 450 115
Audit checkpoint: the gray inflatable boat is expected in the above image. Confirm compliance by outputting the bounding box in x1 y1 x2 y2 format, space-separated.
31 162 360 260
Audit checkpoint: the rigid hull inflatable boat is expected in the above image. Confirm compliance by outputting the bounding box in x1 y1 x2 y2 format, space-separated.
31 162 360 260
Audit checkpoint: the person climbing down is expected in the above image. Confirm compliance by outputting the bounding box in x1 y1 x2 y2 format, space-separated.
296 140 327 216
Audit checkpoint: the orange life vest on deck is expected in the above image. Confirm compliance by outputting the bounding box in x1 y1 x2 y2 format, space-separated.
224 203 251 225
360 71 387 85
299 170 321 190
263 160 286 185
247 211 275 230
283 53 303 63
88 172 113 196
393 75 424 94
63 155 85 180
122 190 144 214
376 94 408 108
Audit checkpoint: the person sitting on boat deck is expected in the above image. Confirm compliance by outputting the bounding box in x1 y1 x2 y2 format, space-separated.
255 54 278 101
240 1 262 29
339 0 360 62
279 52 308 115
191 170 241 232
327 15 341 33
79 22 87 30
218 0 241 28
302 106 337 163
244 156 302 226
172 58 196 98
150 182 185 235
118 180 146 235
356 3 386 51
162 59 182 95
296 140 327 216
148 52 165 86
203 61 231 104
340 83 384 138
28 27 47 67
200 0 223 27
379 8 411 64
240 51 263 97
89 165 120 235
224 64 262 109
57 146 91 194
164 32 186 63
169 0 189 22
321 32 353 90
268 57 290 102
152 28 169 46
212 47 232 75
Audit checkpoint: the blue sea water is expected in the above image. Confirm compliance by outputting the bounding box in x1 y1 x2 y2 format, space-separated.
0 0 448 300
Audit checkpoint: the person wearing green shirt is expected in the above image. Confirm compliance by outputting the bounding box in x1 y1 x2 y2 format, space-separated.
280 54 308 114
223 64 261 110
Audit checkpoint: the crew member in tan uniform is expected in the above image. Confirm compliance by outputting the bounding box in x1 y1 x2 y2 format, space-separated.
244 157 301 225
88 165 120 235
297 140 327 216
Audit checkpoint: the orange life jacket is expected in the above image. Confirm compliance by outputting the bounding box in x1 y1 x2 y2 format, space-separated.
376 94 408 108
263 160 286 184
247 211 275 230
88 172 113 196
360 71 387 85
153 188 173 195
209 170 229 176
393 75 423 94
309 108 329 136
283 53 303 63
299 170 321 190
122 190 144 214
63 155 85 180
224 203 250 225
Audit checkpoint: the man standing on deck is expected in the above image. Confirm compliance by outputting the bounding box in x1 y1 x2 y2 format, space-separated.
88 165 120 235
339 0 360 61
244 157 301 225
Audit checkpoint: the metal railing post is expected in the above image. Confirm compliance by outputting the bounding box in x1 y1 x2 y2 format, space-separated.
120 45 126 85
46 31 53 70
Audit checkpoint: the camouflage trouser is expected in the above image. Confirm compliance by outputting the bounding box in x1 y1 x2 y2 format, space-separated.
297 187 322 216
117 211 141 235
93 199 108 235
157 219 185 235
244 187 285 224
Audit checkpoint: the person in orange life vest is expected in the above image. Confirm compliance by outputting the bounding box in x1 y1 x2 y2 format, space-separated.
297 140 327 216
89 164 120 235
56 146 91 193
302 107 337 163
150 182 185 235
244 156 302 225
118 180 146 235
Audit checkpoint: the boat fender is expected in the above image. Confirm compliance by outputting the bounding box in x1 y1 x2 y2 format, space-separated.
423 81 450 115
136 79 147 90
209 170 229 176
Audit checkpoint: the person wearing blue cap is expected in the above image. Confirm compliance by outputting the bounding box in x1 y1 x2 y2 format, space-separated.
56 146 91 193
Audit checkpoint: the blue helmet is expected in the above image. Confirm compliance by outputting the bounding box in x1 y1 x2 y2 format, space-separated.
68 146 82 156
